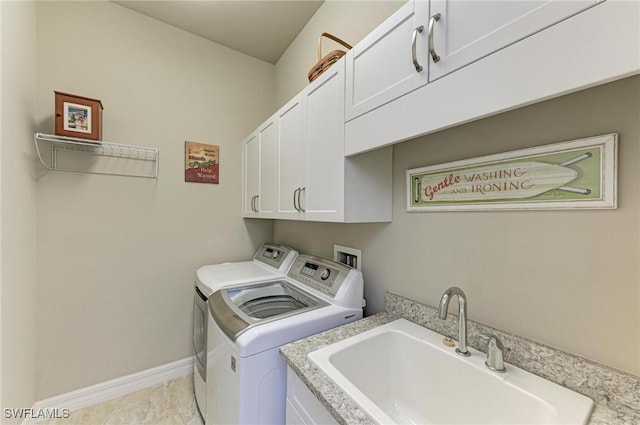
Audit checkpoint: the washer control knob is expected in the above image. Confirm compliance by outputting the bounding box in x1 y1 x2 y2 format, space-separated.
272 250 280 259
320 268 331 280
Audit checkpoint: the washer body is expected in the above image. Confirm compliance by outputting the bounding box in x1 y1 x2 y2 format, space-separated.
193 243 298 421
206 254 364 425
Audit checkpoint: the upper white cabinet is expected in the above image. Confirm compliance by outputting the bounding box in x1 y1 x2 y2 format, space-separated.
242 133 259 217
245 0 639 220
288 60 392 223
276 95 306 219
301 59 394 223
429 0 597 81
302 61 347 222
242 117 278 218
258 119 278 217
345 0 640 155
345 1 429 122
244 59 393 223
345 0 598 123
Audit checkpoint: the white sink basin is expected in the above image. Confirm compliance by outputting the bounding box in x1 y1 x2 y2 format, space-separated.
308 319 593 425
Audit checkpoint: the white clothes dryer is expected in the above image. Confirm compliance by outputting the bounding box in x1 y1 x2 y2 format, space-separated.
193 243 298 421
206 254 364 425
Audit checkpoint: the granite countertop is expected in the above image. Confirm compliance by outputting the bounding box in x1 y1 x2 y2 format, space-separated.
280 294 640 425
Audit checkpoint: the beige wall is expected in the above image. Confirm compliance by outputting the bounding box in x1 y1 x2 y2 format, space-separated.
35 1 274 398
0 0 38 418
274 76 640 376
1 0 3 409
274 0 403 108
273 2 640 376
19 0 640 402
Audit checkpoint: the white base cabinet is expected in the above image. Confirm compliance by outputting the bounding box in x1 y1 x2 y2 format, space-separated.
243 59 392 223
286 366 338 425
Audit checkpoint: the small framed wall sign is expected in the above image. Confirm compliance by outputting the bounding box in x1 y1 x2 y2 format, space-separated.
54 91 103 141
407 134 617 212
185 141 219 184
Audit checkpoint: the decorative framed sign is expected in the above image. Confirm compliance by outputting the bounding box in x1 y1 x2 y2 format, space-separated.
407 134 617 212
185 141 219 184
54 91 103 141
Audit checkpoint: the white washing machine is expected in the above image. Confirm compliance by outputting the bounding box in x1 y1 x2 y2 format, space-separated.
206 254 364 425
193 243 298 422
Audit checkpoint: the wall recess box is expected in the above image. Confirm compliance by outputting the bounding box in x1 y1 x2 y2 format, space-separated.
334 245 361 270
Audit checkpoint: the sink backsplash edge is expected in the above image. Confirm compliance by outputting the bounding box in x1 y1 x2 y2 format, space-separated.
384 292 640 420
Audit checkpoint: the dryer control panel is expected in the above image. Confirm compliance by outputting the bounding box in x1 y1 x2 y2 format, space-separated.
287 255 352 298
254 243 296 271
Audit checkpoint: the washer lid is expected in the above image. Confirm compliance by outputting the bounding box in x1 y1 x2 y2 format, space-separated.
209 280 328 342
196 261 283 296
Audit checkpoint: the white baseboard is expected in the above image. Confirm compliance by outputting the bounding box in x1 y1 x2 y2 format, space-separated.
23 356 194 424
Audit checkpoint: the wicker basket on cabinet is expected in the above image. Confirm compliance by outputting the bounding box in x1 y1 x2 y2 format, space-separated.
307 33 352 83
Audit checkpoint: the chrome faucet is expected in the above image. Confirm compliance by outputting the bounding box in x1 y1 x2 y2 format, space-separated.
481 333 506 372
438 287 470 357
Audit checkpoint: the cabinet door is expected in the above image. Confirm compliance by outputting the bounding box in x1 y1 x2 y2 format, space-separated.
277 95 306 219
243 133 259 217
286 368 339 425
302 60 346 222
257 119 277 217
345 0 429 122
429 0 597 81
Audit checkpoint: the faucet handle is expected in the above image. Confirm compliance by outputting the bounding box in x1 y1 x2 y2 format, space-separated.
480 333 507 373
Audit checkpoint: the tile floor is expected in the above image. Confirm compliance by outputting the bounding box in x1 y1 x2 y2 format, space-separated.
40 375 203 425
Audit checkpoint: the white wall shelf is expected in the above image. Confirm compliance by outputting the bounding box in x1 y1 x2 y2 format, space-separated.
33 133 159 178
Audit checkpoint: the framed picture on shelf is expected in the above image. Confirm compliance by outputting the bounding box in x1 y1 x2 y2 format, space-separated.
54 91 103 141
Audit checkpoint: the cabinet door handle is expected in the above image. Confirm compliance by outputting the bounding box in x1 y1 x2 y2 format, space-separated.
250 195 254 212
428 13 441 63
293 188 300 211
255 195 259 212
412 26 424 72
298 187 306 213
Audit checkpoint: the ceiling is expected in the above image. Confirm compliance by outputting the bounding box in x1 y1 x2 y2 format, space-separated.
113 1 325 64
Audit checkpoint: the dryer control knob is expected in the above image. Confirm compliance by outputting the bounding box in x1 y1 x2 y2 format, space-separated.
320 268 331 280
